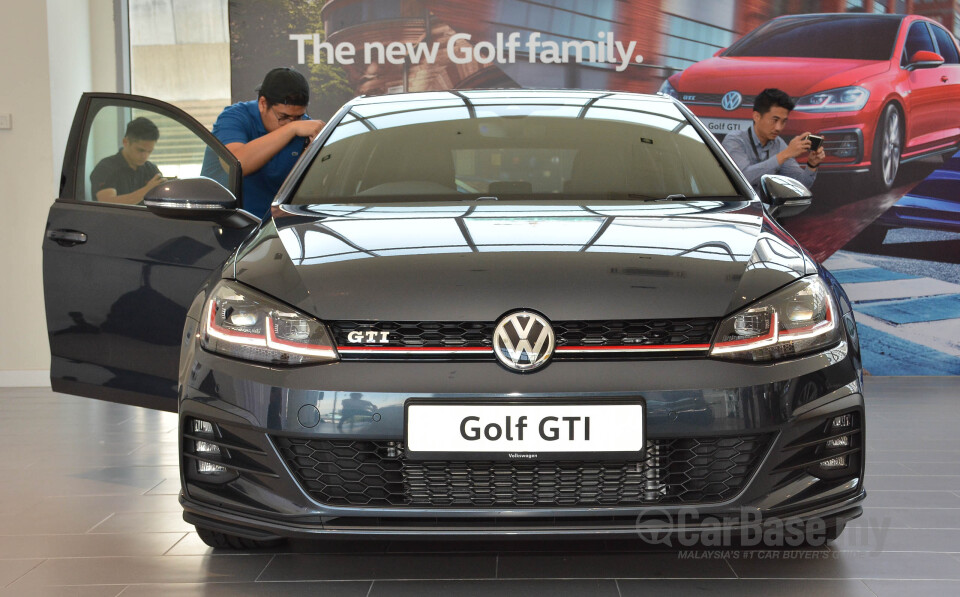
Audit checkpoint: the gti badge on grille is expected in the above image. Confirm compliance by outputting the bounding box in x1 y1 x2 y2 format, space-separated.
721 90 742 111
346 330 390 343
493 310 555 372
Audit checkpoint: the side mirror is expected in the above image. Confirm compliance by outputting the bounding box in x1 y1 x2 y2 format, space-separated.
144 177 246 225
908 50 944 70
760 174 812 220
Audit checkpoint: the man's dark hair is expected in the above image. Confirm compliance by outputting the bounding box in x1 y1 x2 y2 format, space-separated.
753 88 795 115
258 67 309 107
124 117 160 142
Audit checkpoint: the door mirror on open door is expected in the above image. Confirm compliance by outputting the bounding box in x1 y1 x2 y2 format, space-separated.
759 174 812 220
144 177 250 226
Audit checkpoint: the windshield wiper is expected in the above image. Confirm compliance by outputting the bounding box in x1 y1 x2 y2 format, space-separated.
627 193 686 201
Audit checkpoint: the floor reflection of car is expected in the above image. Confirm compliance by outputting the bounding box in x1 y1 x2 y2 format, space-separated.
43 89 865 550
866 150 960 246
660 13 960 191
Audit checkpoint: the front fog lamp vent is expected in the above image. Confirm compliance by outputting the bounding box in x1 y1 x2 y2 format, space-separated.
192 420 214 434
183 418 234 480
832 414 852 429
824 414 853 450
197 460 228 474
819 455 848 470
194 440 221 455
823 132 860 159
825 435 850 449
811 410 861 478
182 418 276 484
775 410 862 480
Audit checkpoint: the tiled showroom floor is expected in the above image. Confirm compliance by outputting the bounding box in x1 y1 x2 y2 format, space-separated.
0 377 958 596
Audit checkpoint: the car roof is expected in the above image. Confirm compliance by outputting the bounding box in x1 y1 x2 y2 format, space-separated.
771 12 907 21
348 89 675 109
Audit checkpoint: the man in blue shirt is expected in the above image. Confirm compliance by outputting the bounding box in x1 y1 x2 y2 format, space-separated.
722 88 825 192
201 67 325 217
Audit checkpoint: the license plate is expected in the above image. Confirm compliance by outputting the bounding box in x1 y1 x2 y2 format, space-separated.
699 117 751 135
404 400 645 460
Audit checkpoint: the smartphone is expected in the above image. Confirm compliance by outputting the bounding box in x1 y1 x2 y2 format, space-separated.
807 134 823 152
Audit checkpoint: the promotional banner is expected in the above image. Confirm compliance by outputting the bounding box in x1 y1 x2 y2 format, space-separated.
227 0 960 374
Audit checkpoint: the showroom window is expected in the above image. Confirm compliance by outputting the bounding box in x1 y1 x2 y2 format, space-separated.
127 0 231 131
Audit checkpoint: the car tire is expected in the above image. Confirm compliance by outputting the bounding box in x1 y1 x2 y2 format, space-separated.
195 526 284 550
869 104 902 192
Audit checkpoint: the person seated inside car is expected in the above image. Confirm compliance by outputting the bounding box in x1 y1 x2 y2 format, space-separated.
90 116 165 204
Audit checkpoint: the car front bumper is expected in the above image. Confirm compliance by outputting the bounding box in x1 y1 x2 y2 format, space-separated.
176 310 865 541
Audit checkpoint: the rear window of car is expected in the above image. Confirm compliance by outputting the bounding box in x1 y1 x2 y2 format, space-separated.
724 16 901 61
291 94 739 204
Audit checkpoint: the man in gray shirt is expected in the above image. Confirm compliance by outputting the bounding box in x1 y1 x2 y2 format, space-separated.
722 88 825 191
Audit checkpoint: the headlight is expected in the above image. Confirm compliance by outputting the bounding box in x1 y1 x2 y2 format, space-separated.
200 279 339 365
658 79 680 99
711 276 840 362
793 86 869 112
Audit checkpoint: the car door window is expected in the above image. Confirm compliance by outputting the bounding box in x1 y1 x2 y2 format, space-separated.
902 22 937 66
75 102 239 205
930 25 960 64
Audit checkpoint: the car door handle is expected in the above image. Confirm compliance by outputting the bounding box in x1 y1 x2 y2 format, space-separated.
942 76 949 83
47 229 87 246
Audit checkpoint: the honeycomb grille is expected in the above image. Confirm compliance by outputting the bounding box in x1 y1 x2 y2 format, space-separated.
273 435 771 508
552 319 716 347
329 318 717 356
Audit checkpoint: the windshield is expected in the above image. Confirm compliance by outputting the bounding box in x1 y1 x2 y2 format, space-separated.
724 16 901 61
290 92 739 204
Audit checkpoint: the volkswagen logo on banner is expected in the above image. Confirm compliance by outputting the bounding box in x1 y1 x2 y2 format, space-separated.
721 91 743 111
492 310 555 373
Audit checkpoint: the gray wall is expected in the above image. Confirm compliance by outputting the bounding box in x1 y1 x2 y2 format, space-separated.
0 0 117 386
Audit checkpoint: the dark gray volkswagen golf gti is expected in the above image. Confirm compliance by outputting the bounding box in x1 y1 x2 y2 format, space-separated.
44 89 864 549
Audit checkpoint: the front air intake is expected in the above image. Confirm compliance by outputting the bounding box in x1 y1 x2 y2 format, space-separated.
273 435 772 508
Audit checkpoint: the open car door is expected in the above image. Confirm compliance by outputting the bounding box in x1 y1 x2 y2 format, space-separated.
43 93 259 412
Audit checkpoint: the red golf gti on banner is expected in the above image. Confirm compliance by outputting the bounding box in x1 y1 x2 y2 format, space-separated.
660 13 960 191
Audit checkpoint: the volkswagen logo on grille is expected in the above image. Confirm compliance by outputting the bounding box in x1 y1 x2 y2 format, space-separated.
721 90 743 111
492 310 555 373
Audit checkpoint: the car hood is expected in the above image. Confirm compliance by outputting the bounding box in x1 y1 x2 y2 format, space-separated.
232 202 814 322
673 57 890 96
